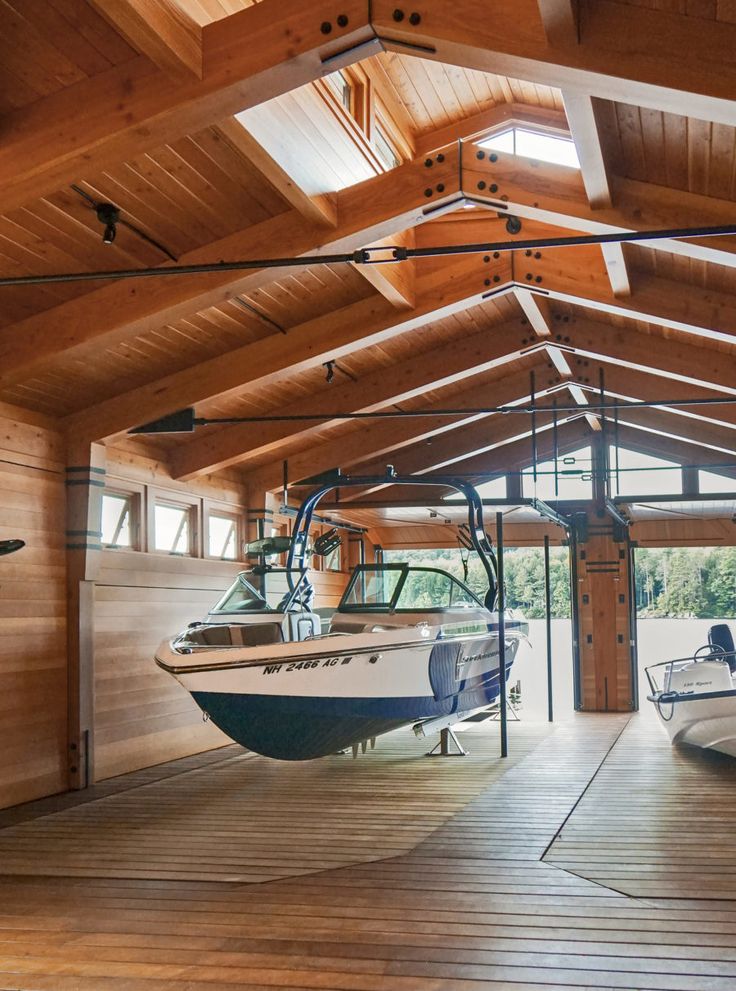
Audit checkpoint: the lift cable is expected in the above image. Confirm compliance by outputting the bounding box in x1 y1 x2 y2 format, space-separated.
2 222 736 288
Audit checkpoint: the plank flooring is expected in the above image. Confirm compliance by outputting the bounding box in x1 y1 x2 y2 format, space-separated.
1 712 736 990
544 714 736 901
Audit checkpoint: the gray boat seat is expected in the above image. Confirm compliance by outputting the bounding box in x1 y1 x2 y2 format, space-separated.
708 624 736 673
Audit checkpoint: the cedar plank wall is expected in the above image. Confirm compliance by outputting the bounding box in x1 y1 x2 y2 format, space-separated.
93 448 350 781
0 405 67 810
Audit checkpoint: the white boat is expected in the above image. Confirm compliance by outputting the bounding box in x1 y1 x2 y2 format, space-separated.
646 624 736 757
155 471 522 760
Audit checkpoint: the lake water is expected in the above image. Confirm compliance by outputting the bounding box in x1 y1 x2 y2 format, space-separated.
510 617 729 720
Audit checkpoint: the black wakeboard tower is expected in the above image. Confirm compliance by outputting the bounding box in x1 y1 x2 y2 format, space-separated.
285 469 498 611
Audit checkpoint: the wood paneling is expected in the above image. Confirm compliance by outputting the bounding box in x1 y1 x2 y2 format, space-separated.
0 408 67 810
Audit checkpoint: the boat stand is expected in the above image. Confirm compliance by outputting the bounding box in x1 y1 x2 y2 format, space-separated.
426 727 468 757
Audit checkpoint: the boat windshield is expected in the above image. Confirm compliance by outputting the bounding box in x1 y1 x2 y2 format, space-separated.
339 564 483 613
210 568 307 614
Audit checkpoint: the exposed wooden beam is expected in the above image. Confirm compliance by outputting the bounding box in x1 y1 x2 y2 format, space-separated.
172 315 535 479
512 245 736 347
247 360 558 493
0 148 463 389
537 0 579 46
375 0 736 126
462 148 736 271
576 362 736 432
89 0 203 79
213 117 337 228
561 315 736 396
352 230 415 309
613 425 736 481
5 0 736 220
0 1 376 215
63 254 511 444
560 91 630 297
515 287 552 337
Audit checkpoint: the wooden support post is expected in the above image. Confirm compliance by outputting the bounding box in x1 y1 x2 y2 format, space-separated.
65 443 106 790
570 496 635 712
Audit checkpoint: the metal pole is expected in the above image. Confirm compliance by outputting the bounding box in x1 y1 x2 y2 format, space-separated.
530 371 537 485
496 512 508 758
544 535 554 723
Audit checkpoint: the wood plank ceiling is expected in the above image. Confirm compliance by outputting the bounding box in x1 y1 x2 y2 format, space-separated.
1 0 736 513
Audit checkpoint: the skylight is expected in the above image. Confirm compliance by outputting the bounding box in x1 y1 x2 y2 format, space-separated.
478 128 580 169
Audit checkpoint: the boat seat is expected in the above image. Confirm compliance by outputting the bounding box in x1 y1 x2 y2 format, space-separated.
708 624 736 673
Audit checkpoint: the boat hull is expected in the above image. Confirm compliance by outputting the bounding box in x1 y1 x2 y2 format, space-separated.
162 632 518 760
653 691 736 758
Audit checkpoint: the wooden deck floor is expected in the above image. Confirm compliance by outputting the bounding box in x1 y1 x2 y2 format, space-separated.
1 711 736 990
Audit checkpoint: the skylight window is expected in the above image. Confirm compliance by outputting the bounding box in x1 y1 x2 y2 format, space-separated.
479 128 580 169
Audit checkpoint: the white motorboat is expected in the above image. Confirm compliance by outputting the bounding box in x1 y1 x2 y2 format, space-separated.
646 624 736 758
155 471 522 760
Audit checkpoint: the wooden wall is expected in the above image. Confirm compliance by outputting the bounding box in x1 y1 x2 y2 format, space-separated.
93 450 351 781
0 405 67 810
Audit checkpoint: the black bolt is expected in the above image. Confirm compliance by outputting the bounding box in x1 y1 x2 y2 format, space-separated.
484 278 491 287
563 315 570 322
489 183 498 193
521 337 528 344
564 336 570 343
489 153 498 162
525 273 533 281
534 251 542 259
436 183 445 192
525 249 532 257
493 274 500 282
393 8 405 20
424 158 433 167
477 180 486 190
337 14 349 26
493 251 500 259
556 335 562 341
70 765 77 773
476 150 485 160
70 742 77 751
547 362 553 369
521 318 528 325
436 153 444 162
409 11 421 24
424 188 433 197
535 275 543 283
483 255 490 263
320 21 332 33
548 379 554 385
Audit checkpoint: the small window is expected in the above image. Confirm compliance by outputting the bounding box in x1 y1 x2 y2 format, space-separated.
324 541 341 572
374 124 400 170
101 492 133 548
325 70 352 112
478 127 580 169
209 513 238 560
154 502 192 555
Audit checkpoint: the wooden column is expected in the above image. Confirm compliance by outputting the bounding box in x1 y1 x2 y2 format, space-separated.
65 443 106 789
570 436 636 712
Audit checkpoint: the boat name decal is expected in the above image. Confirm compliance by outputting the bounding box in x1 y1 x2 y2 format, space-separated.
456 647 498 678
263 656 353 676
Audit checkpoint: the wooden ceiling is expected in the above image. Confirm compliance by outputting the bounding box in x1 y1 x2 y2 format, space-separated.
2 0 736 515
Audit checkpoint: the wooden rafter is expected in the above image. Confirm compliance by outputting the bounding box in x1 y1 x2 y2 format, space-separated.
62 255 512 443
172 314 537 480
89 0 203 80
246 359 559 494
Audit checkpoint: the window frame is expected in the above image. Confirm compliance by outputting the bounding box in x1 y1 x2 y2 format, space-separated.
149 488 201 558
206 507 241 561
100 488 140 551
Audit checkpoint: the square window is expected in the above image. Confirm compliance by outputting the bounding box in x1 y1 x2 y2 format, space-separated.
154 502 192 555
209 513 238 560
101 492 133 548
325 70 352 112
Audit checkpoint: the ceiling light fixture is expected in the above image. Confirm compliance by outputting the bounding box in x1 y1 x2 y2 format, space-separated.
96 203 120 245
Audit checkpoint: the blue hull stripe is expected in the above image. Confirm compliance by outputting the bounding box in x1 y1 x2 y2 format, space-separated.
193 675 504 761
